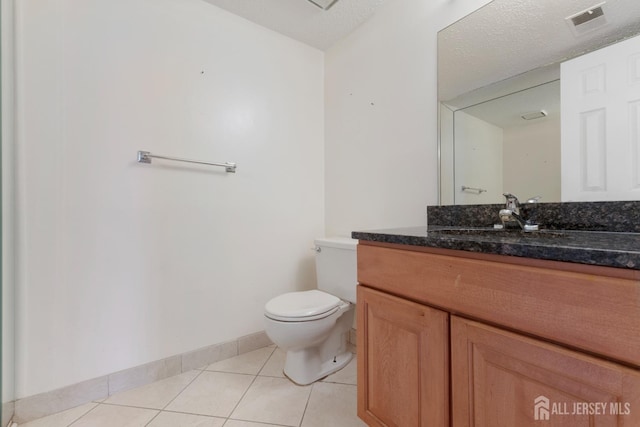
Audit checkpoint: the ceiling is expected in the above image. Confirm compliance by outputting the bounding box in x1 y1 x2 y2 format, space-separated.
201 0 391 50
462 80 560 129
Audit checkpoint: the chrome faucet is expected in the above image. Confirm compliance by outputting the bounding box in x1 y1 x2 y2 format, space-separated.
499 193 540 231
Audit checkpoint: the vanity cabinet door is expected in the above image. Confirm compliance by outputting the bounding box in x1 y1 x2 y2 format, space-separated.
357 285 449 427
451 316 640 427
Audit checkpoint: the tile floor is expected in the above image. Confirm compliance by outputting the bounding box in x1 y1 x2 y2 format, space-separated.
18 346 366 427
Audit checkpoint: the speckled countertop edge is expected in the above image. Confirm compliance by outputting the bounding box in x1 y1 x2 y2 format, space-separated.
351 226 640 270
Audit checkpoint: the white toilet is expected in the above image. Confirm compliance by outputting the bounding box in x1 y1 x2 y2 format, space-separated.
264 237 357 385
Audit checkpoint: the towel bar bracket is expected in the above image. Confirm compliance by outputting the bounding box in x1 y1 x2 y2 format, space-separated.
137 151 152 164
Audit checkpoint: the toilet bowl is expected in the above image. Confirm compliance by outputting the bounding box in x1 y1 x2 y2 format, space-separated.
263 237 357 385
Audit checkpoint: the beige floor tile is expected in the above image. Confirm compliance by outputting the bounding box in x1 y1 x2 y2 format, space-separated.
205 347 274 375
69 404 158 427
165 371 254 417
18 344 361 427
18 402 98 427
301 382 366 427
104 370 199 409
230 376 311 427
147 411 226 427
224 420 289 427
257 348 285 378
321 355 357 385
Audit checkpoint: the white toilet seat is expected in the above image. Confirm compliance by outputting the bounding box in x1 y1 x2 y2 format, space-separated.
265 290 341 322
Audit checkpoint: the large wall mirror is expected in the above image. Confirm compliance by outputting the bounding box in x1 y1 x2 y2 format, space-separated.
438 0 640 205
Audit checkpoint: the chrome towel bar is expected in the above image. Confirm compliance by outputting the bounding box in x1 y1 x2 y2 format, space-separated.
461 185 487 194
137 151 236 173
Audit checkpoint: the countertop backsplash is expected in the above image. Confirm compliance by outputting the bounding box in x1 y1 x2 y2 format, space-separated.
427 200 640 233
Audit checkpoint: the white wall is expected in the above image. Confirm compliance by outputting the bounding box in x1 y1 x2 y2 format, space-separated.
454 111 504 204
2 0 17 418
439 104 455 205
503 117 561 202
14 0 497 399
324 0 493 235
15 0 324 398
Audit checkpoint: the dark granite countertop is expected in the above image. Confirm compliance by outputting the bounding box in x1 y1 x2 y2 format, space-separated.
353 202 640 270
351 226 640 270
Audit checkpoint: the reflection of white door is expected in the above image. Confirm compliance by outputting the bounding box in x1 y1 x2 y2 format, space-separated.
561 33 640 201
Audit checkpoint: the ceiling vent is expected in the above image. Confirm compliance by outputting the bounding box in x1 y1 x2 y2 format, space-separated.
566 2 608 36
521 110 547 121
306 0 339 10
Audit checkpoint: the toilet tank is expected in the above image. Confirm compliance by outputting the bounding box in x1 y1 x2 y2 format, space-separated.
314 237 358 302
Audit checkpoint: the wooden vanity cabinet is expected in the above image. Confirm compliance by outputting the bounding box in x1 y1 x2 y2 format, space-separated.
356 242 640 427
452 316 640 427
357 285 449 426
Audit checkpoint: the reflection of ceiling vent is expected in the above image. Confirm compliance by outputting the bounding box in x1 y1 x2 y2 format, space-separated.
307 0 339 10
566 2 608 36
521 110 547 121
571 6 604 26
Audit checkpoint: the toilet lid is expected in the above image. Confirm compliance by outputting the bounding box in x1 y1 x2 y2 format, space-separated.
264 290 341 320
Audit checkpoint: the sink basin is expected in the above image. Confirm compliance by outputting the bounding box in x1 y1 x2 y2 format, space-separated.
428 228 567 239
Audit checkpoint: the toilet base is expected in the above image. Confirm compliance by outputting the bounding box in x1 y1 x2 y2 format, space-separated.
284 349 353 386
281 304 354 385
